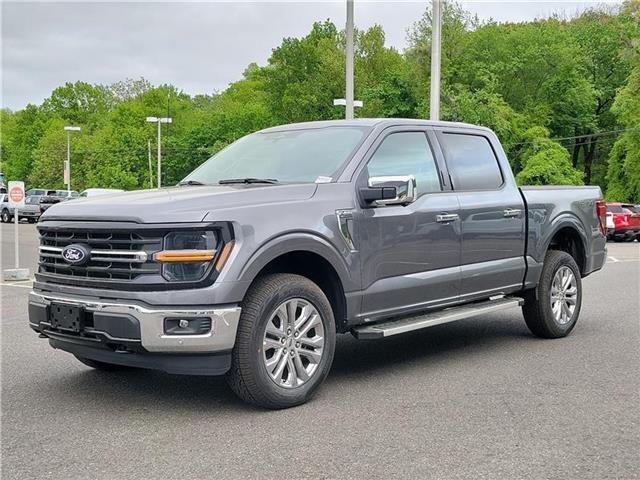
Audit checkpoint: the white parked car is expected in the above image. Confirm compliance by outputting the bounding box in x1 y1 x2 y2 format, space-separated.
79 188 124 197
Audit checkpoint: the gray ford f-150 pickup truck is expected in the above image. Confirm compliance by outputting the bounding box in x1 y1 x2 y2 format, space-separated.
29 119 607 409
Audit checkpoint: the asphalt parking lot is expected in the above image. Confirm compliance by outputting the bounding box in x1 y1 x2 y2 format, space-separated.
1 222 639 480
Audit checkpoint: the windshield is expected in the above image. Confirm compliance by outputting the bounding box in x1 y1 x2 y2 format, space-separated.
182 126 369 184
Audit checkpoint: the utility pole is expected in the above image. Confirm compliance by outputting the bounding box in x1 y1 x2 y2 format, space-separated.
146 117 172 188
157 121 161 188
63 126 80 193
148 139 153 188
430 0 442 121
345 0 355 120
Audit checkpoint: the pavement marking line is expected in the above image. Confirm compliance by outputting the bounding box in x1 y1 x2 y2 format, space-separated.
1 281 34 289
608 256 619 263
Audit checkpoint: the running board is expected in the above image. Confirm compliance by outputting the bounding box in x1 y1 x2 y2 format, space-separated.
351 297 524 340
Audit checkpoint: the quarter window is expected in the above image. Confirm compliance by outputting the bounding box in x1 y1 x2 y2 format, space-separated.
367 132 441 195
439 133 503 190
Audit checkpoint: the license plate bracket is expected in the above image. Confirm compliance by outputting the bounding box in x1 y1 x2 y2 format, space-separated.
50 303 84 333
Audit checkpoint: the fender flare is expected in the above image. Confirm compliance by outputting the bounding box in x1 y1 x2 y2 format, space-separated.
237 231 355 292
540 213 588 267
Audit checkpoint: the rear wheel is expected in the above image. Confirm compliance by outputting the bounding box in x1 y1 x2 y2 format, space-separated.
1 210 11 223
74 355 133 371
227 273 336 409
522 250 582 339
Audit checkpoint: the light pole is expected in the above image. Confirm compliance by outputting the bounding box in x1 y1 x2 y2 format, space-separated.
146 116 172 188
64 126 80 194
345 0 355 120
430 0 442 120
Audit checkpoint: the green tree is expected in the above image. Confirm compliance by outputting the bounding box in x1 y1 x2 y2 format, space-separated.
516 127 585 185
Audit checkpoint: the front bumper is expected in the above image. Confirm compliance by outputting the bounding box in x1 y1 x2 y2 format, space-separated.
29 291 241 373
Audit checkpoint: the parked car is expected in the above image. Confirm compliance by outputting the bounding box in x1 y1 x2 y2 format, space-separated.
79 188 125 197
1 193 42 223
29 119 607 409
39 190 79 213
606 202 640 242
26 188 49 197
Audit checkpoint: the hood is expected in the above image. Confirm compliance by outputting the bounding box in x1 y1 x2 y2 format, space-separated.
40 183 318 223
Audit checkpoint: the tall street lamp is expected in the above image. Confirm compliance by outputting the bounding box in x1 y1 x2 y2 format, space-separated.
430 0 442 120
146 116 172 188
64 126 81 194
345 0 355 120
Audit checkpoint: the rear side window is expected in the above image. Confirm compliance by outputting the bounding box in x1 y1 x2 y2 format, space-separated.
367 132 441 195
439 133 503 190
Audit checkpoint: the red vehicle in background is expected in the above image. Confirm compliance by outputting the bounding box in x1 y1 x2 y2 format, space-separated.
606 203 640 242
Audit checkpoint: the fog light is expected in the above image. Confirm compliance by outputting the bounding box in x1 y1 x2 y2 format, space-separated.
164 317 212 335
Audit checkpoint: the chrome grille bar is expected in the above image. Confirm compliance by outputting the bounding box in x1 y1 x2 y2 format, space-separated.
39 246 148 263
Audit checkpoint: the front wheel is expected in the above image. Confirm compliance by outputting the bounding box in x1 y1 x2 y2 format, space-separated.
522 250 582 339
227 273 336 409
1 210 11 223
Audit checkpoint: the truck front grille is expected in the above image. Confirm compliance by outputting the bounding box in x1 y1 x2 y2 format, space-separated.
38 228 163 283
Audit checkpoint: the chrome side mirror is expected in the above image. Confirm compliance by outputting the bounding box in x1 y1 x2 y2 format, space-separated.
366 175 417 206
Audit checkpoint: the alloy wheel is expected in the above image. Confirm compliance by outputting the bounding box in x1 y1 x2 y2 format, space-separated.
262 298 325 388
550 266 578 325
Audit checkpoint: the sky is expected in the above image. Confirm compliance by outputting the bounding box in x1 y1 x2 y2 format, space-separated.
1 0 622 111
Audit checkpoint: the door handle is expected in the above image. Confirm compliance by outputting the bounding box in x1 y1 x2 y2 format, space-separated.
436 213 459 223
503 208 522 218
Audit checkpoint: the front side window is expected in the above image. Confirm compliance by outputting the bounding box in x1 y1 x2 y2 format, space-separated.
439 133 503 190
366 132 441 195
183 126 369 184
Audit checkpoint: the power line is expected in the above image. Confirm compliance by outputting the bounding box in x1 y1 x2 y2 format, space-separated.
506 127 640 147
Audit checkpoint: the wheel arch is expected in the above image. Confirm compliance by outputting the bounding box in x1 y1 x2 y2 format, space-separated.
237 233 355 332
543 216 588 275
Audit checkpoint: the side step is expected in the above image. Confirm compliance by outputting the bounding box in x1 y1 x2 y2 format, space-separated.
351 297 524 340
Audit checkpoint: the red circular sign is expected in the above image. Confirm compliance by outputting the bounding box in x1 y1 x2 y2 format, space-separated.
9 186 24 203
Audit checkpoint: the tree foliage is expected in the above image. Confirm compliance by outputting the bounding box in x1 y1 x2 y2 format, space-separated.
516 127 584 186
1 2 638 200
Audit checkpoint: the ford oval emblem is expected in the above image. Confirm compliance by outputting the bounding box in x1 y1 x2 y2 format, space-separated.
61 244 91 265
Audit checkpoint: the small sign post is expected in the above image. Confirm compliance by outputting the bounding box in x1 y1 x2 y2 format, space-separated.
3 181 30 281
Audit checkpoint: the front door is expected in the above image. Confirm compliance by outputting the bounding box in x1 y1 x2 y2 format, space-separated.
356 128 462 321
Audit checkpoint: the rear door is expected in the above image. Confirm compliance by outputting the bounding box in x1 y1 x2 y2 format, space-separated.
435 129 526 300
356 127 461 320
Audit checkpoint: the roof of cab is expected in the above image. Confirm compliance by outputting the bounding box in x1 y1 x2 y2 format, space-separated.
259 118 491 133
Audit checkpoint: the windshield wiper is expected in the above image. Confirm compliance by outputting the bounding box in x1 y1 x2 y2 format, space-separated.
177 180 208 186
218 178 279 185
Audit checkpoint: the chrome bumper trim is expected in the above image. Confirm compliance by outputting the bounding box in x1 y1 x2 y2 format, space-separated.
29 291 241 353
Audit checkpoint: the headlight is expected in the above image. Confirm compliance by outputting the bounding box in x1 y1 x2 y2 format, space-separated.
156 231 218 282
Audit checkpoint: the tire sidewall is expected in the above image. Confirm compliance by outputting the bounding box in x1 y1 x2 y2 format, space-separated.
244 277 336 407
539 252 582 337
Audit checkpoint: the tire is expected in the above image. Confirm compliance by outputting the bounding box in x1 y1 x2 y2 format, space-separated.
28 218 36 224
522 250 582 339
226 273 336 409
74 355 133 371
1 210 11 223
